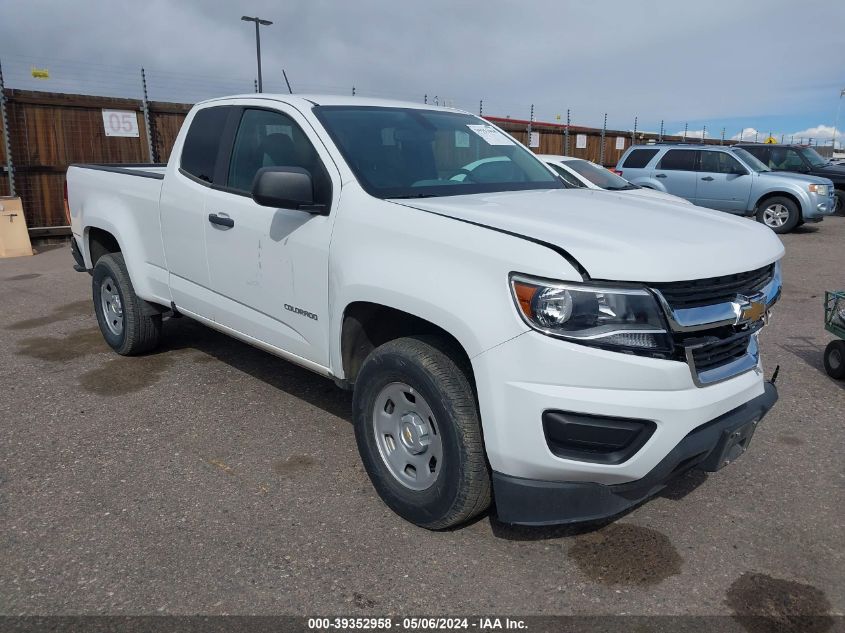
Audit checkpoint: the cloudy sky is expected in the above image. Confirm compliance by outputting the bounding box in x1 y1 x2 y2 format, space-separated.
1 0 843 146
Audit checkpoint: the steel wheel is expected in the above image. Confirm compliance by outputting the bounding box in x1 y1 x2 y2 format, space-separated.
762 203 790 228
372 381 443 491
99 276 124 337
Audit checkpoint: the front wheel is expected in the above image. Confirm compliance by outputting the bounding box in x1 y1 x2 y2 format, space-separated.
92 253 162 355
352 336 491 529
833 190 844 216
756 196 800 233
824 340 845 380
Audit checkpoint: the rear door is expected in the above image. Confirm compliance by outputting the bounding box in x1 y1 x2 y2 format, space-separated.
653 149 699 200
160 105 233 319
696 151 753 213
201 103 339 368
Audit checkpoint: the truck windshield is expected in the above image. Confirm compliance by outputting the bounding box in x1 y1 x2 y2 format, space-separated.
731 148 771 172
562 159 636 190
313 106 562 199
798 147 828 168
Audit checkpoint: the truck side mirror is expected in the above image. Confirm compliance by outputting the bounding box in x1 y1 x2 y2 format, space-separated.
252 167 325 213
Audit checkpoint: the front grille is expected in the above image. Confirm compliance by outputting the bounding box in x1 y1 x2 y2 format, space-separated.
652 264 774 309
691 332 752 373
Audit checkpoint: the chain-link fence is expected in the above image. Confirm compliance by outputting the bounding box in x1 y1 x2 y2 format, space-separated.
0 53 838 234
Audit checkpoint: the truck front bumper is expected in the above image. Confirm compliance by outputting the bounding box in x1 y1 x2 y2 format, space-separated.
472 330 778 525
492 382 777 525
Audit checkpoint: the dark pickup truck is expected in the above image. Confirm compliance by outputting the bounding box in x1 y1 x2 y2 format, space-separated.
737 143 845 214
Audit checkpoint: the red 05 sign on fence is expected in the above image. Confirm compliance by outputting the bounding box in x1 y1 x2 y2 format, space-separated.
101 109 140 137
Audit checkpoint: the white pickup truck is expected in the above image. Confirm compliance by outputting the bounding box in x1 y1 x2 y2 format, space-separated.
67 94 784 529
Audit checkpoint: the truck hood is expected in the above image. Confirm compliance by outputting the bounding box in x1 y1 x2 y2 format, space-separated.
392 189 784 282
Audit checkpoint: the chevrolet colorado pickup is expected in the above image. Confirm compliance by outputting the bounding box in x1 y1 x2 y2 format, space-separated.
67 95 783 529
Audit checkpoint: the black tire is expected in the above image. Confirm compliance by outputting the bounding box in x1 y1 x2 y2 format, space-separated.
833 190 844 216
352 336 491 529
92 252 162 355
823 340 845 380
756 195 800 234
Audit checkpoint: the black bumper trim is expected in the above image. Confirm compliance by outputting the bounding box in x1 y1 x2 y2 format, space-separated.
493 382 778 526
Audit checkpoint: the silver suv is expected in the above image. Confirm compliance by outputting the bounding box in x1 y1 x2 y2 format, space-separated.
616 144 835 233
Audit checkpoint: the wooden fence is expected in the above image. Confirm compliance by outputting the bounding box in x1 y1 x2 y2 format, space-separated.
0 89 189 232
0 89 736 233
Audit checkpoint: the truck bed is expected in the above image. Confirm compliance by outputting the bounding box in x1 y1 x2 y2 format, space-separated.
66 162 171 306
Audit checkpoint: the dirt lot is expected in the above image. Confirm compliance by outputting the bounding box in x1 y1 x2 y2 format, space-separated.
1 217 843 620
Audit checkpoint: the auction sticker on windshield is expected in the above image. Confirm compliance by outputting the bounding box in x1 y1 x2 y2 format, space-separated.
467 124 514 145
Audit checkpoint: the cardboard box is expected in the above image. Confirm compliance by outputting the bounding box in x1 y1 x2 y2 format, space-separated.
0 197 33 258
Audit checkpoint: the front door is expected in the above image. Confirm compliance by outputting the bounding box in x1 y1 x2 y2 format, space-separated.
203 105 338 368
696 151 753 213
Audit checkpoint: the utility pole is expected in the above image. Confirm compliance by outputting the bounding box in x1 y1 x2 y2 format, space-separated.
241 15 273 92
683 122 688 142
659 120 664 142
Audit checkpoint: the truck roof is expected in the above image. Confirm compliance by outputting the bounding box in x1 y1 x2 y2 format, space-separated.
197 93 468 113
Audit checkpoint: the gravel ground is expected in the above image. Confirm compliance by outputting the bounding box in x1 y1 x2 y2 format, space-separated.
0 218 843 620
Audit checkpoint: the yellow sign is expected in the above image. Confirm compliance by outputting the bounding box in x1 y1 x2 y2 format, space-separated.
31 67 50 79
764 136 778 144
555 114 561 121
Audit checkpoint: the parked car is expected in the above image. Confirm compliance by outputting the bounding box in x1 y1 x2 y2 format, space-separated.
616 143 836 233
67 95 783 529
539 155 692 204
736 143 845 214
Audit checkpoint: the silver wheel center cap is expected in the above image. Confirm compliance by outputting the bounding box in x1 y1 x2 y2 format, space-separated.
399 413 430 454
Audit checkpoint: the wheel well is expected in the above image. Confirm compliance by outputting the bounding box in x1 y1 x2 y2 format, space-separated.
341 302 473 388
87 227 121 266
755 192 802 219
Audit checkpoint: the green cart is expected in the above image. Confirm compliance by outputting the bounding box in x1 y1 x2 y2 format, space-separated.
823 290 845 379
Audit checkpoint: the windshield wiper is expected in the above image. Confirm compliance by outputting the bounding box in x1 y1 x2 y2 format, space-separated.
389 193 440 199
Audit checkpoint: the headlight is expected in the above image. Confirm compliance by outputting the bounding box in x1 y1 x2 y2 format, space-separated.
809 184 829 196
510 274 671 352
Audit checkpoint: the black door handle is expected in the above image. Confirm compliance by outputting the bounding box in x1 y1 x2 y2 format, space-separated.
701 176 714 181
655 173 667 178
208 213 234 228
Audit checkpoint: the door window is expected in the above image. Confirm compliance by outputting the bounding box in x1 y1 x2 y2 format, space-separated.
227 108 331 204
181 106 231 183
699 152 744 174
657 150 698 171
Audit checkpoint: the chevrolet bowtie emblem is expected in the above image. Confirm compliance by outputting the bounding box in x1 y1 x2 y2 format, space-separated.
733 295 766 324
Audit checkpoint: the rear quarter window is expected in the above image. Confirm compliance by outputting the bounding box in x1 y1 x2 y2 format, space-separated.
181 106 230 183
622 148 659 168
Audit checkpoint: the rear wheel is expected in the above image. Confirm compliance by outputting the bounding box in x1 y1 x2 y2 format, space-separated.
92 253 162 355
756 196 800 233
824 340 845 380
352 336 491 529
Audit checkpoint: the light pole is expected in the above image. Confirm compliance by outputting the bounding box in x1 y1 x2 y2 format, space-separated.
242 15 273 92
833 88 845 154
